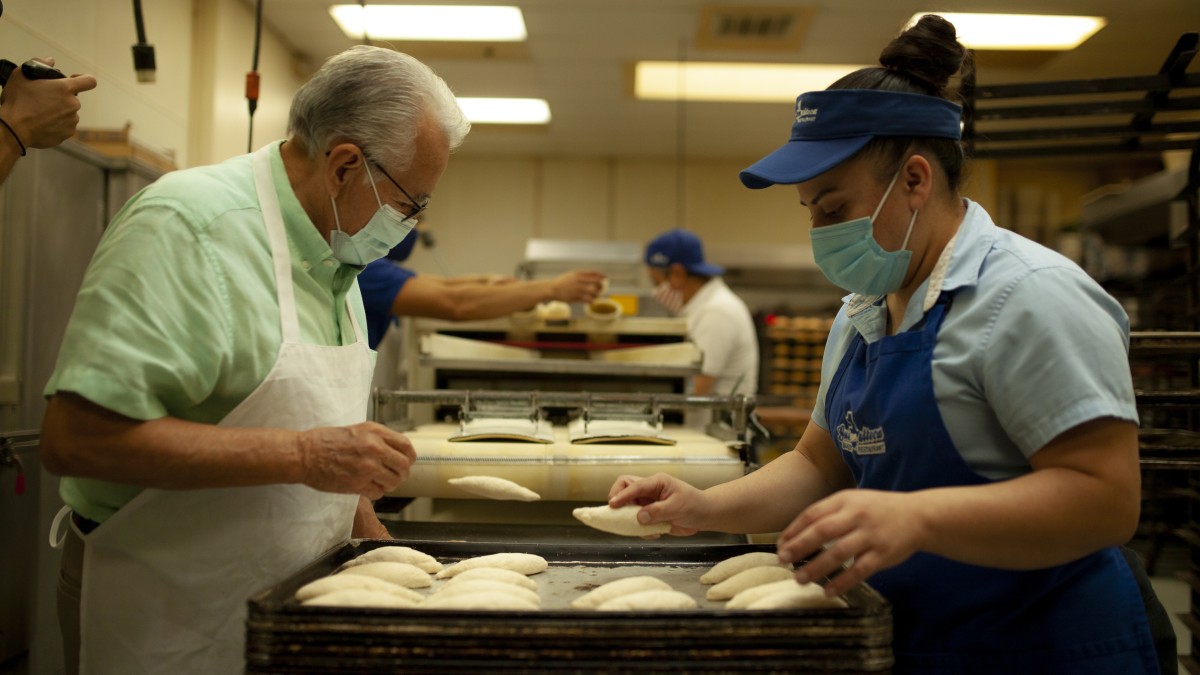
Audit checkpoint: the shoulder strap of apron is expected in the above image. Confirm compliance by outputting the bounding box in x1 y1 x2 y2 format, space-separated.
252 146 302 344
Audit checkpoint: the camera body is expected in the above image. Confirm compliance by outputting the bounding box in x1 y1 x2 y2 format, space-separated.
0 59 66 86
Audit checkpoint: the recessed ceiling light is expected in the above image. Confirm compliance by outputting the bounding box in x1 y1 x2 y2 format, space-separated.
908 12 1106 50
456 98 551 124
634 62 866 103
329 5 527 42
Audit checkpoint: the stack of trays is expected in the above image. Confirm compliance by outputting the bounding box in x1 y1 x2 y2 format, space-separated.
246 540 892 673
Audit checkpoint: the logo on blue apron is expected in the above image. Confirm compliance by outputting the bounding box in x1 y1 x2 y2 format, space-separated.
836 411 886 456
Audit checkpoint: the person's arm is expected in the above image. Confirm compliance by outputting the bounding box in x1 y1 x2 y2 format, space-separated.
0 60 97 184
40 392 416 500
608 421 853 536
392 269 606 321
779 417 1140 596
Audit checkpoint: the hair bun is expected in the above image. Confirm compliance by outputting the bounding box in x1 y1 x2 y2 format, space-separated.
879 14 968 98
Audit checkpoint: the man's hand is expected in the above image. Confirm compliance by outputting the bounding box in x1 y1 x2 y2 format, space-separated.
551 270 607 304
297 422 417 500
0 58 97 149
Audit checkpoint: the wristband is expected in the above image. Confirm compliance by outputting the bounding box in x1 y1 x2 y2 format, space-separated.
0 117 26 156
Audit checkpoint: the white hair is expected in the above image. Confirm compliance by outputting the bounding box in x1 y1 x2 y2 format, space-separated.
287 45 470 170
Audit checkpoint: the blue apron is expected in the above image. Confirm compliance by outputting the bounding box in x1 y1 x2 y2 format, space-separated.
824 293 1159 674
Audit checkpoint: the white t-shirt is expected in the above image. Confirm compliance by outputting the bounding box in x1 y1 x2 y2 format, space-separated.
680 277 759 395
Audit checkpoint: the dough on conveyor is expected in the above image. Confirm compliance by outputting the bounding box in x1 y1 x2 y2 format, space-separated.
595 589 698 611
338 561 432 588
294 574 424 604
443 567 539 591
705 565 796 601
429 579 541 606
572 504 672 537
448 475 541 502
570 575 672 610
341 545 443 573
726 579 844 610
536 300 571 321
699 551 789 584
435 552 549 579
301 588 419 608
420 591 540 611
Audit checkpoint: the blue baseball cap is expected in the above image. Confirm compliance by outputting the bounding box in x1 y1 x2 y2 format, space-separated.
740 89 963 189
645 229 725 277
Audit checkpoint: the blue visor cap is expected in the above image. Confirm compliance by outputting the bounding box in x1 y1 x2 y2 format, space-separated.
740 89 964 189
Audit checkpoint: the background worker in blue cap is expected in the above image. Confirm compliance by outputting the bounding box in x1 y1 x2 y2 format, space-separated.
644 228 758 397
359 224 606 350
611 15 1167 674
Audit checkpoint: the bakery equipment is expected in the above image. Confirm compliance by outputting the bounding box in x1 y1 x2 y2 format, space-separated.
246 538 893 673
374 390 759 509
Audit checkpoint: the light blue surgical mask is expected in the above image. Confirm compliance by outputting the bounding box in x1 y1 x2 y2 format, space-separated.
328 163 417 267
809 168 918 296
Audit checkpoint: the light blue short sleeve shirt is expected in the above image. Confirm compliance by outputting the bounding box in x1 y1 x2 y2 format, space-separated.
811 200 1137 480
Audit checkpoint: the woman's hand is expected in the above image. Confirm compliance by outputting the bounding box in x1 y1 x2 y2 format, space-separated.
775 488 930 597
607 473 708 536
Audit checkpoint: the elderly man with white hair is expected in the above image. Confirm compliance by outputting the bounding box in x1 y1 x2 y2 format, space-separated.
39 46 470 674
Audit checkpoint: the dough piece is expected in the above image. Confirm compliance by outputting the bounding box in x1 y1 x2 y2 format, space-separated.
295 574 424 604
572 504 671 537
430 579 541 606
302 588 418 608
420 591 540 611
705 566 796 601
570 576 672 610
448 475 541 502
443 567 539 591
726 579 839 609
595 589 698 611
699 551 789 584
337 561 432 588
435 553 549 579
536 301 571 320
342 546 443 573
745 584 849 610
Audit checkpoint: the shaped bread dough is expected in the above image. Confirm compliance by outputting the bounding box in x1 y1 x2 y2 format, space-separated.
726 579 838 609
443 567 539 591
430 579 540 606
746 584 849 610
337 561 432 588
435 552 548 579
572 504 672 537
448 475 541 502
570 576 672 610
705 565 796 601
302 588 418 608
342 546 443 573
699 551 789 584
536 301 571 320
295 574 424 604
420 591 540 611
595 589 698 611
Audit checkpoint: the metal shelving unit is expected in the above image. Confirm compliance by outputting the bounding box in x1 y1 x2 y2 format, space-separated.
965 32 1200 672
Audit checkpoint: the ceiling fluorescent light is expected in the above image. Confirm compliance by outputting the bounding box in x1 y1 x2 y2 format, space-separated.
635 62 865 103
329 5 527 41
457 98 551 124
908 12 1105 50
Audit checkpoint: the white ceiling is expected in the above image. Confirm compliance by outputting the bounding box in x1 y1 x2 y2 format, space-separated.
252 0 1200 161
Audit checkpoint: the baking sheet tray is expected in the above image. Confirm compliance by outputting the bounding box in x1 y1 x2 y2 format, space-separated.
246 539 892 673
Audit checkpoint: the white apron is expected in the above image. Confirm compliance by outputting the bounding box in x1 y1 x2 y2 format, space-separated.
77 145 371 674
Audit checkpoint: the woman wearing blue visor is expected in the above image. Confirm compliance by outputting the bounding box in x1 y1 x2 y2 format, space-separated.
608 15 1167 674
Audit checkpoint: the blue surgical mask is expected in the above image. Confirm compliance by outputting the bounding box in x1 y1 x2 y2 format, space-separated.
809 169 918 296
329 163 417 267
